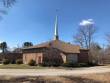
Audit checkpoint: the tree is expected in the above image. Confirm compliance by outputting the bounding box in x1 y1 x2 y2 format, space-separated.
12 47 22 53
0 0 16 19
105 33 110 55
106 34 110 45
2 0 16 7
23 42 33 48
74 33 84 48
0 42 8 53
74 19 96 49
89 42 102 64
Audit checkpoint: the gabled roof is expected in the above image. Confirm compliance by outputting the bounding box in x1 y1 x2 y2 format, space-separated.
23 40 80 53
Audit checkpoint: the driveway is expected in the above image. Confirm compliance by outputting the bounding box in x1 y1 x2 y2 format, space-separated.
0 66 110 76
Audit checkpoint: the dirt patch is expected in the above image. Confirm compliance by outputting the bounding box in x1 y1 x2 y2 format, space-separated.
0 73 110 83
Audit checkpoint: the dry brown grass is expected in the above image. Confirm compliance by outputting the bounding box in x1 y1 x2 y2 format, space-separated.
82 73 110 83
0 73 110 83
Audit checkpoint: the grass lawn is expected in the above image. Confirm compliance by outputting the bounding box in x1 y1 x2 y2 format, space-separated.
0 64 95 69
0 64 102 69
0 73 109 83
0 64 45 69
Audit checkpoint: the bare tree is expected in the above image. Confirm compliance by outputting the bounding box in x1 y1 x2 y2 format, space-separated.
12 47 22 53
89 42 102 64
106 34 110 45
2 0 15 7
0 0 16 19
74 19 96 49
74 33 84 48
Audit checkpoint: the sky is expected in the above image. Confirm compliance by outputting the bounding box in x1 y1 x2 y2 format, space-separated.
0 0 110 48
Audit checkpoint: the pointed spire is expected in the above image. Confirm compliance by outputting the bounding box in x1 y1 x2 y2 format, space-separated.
54 15 59 40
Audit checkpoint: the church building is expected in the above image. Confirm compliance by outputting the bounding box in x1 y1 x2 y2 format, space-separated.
22 16 89 65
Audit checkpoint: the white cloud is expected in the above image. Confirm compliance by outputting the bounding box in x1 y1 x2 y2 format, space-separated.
79 19 94 26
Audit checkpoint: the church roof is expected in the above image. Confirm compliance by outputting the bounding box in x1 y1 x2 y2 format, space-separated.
23 15 81 53
23 40 80 53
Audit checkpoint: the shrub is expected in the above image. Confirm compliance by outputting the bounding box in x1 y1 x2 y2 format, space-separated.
28 59 36 66
3 59 10 65
87 62 98 66
62 62 77 67
62 62 91 67
41 58 62 67
41 61 61 67
16 59 23 64
78 63 89 67
41 62 51 67
41 58 51 67
11 60 16 64
52 58 62 67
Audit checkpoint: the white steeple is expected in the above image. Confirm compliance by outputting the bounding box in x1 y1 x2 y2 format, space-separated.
54 15 59 40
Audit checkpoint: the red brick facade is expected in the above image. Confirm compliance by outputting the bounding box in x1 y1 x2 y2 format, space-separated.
23 47 64 65
22 40 89 65
23 48 89 65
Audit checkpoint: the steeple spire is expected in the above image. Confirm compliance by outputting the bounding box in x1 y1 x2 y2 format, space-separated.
54 15 59 40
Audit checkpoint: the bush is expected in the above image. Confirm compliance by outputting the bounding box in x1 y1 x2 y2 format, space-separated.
11 60 16 64
3 59 10 65
87 62 98 66
16 59 23 64
62 62 89 67
52 59 62 67
41 62 51 67
78 63 89 67
62 62 77 67
41 58 62 67
28 59 36 66
41 62 61 67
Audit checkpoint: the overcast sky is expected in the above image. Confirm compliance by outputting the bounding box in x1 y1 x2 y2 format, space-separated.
0 0 109 47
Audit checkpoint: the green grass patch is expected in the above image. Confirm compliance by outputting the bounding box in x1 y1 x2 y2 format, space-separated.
0 64 45 69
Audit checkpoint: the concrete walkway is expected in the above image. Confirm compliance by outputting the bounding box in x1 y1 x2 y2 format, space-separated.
0 66 110 76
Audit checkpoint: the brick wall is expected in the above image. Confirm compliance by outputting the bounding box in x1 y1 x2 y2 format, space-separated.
78 50 89 63
23 47 64 65
23 53 43 64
